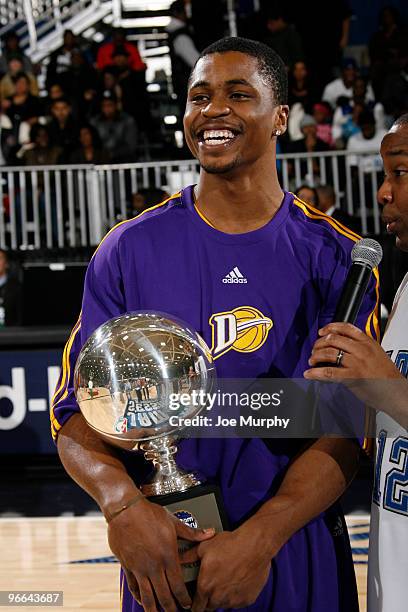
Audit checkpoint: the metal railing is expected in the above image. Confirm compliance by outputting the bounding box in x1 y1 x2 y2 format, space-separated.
0 149 384 250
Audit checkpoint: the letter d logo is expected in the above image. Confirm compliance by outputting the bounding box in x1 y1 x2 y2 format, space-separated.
0 368 26 430
209 313 237 358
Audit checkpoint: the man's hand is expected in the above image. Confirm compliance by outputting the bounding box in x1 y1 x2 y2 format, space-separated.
304 322 402 381
108 498 215 612
180 518 275 611
304 323 408 426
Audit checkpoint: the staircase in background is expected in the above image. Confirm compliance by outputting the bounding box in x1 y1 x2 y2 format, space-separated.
0 0 175 63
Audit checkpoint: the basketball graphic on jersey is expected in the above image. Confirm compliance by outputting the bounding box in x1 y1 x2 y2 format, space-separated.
210 306 273 359
233 307 272 351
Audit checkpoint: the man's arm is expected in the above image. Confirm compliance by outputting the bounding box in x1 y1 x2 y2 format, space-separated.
58 413 214 612
53 232 214 612
182 437 359 612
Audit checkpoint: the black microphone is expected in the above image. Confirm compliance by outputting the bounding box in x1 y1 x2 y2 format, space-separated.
333 238 383 324
310 238 383 434
314 238 383 371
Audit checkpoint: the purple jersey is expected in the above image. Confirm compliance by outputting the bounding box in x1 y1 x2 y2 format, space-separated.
51 187 378 611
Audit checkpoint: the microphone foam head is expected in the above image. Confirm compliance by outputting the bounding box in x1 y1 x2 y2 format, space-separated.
351 238 383 268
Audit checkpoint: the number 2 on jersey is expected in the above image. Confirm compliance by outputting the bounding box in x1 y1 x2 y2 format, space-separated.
374 431 408 517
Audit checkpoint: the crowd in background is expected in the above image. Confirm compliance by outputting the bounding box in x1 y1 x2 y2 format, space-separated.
0 1 406 168
1 0 408 325
0 27 151 165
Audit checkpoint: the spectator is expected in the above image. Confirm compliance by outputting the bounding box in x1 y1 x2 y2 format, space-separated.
0 110 14 165
47 98 79 162
288 61 317 113
316 183 360 232
369 6 405 99
346 109 386 226
312 102 335 148
69 125 110 164
332 98 366 148
322 58 374 109
21 124 62 165
0 31 34 76
101 67 122 101
19 125 62 243
353 76 385 129
110 46 151 132
295 184 319 207
60 49 98 111
79 67 122 122
43 83 66 117
96 28 146 72
332 78 385 148
262 9 303 69
0 56 38 99
167 0 200 114
90 90 137 162
4 73 43 145
48 83 65 103
131 187 169 215
290 114 330 153
0 249 22 326
347 109 387 173
46 29 80 91
287 114 330 184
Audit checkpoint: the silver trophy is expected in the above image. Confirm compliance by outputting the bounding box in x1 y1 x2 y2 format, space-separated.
74 312 226 584
74 312 216 495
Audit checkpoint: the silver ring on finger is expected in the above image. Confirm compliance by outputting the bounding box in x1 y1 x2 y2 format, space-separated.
336 349 345 367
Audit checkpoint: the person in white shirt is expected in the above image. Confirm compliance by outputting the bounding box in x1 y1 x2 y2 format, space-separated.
332 76 385 146
347 109 387 173
304 112 408 612
323 57 375 109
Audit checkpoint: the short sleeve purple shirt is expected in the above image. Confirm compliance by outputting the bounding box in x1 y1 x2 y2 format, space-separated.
51 187 378 611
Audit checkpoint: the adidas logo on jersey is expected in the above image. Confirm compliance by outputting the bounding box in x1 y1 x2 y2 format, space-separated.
222 267 248 284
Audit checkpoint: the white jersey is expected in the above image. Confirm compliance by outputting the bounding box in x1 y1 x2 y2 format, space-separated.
368 272 408 612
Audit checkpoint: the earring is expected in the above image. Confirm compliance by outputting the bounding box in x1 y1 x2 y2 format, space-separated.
275 129 281 136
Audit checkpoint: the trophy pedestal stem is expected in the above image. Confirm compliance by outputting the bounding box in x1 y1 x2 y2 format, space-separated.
139 436 201 497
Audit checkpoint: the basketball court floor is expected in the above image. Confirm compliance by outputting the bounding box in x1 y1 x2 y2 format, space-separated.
0 515 369 611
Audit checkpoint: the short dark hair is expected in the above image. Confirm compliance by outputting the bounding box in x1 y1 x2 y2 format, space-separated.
30 123 49 143
317 184 336 203
169 1 185 17
195 37 288 105
51 97 71 107
358 109 375 127
12 71 29 84
392 113 408 129
295 184 319 206
79 123 102 148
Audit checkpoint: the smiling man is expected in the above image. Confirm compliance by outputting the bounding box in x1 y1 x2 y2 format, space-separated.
305 114 408 612
53 38 378 612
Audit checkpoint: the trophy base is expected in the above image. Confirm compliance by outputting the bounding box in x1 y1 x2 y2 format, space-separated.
149 483 229 584
140 471 201 497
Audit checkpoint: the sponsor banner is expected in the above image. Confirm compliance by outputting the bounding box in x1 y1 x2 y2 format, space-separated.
0 350 61 454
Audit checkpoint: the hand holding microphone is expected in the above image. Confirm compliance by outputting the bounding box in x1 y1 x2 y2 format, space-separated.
305 238 383 377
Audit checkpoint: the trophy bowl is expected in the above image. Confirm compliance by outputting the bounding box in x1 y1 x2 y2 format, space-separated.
74 311 216 495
